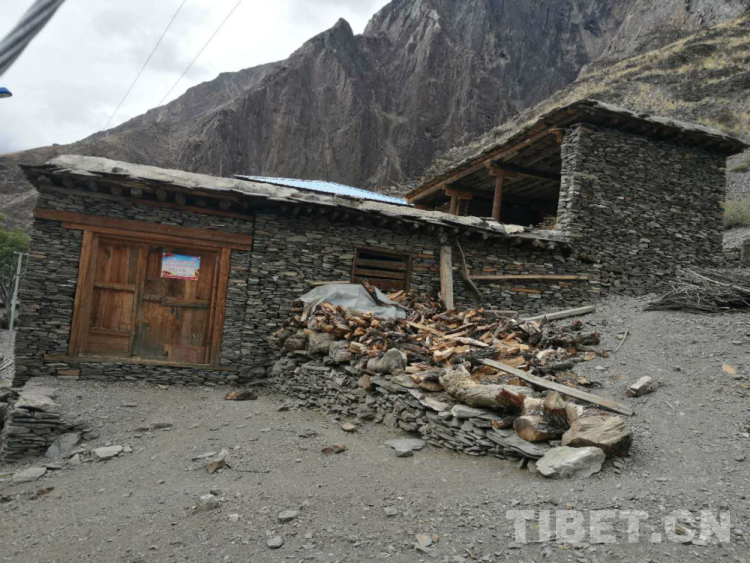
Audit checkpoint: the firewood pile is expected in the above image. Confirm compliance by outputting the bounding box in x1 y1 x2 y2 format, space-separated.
647 268 750 313
274 288 634 465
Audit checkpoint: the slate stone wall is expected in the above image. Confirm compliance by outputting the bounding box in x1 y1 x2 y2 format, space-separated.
241 212 596 376
13 190 253 387
557 125 727 294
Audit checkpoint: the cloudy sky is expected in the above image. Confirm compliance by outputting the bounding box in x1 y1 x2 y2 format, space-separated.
0 0 390 154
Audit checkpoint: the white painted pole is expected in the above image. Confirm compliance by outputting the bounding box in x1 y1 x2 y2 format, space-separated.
7 251 25 353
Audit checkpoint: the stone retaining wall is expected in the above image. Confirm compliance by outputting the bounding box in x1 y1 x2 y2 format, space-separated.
273 356 550 461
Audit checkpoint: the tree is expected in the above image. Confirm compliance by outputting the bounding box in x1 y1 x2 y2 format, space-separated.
0 215 30 308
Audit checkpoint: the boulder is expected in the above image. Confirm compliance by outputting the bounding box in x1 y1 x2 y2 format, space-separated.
536 446 605 479
308 332 336 355
367 349 407 374
561 416 632 457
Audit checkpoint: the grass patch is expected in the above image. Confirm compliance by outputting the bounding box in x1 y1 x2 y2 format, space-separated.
723 200 750 229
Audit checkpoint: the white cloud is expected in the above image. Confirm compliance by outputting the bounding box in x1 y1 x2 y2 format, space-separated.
0 0 390 153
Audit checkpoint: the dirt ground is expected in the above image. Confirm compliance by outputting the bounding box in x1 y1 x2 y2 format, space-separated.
1 296 749 563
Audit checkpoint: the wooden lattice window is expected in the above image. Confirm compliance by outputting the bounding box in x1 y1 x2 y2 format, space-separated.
351 246 412 292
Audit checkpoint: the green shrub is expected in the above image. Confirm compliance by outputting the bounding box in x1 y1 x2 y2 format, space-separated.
723 200 750 229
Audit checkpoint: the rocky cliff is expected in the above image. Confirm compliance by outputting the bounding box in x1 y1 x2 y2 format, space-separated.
1 0 748 228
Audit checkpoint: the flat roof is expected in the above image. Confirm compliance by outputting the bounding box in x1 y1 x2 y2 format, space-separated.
21 155 575 242
408 99 749 203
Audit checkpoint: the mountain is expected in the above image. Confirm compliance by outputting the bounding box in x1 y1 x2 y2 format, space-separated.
1 0 749 229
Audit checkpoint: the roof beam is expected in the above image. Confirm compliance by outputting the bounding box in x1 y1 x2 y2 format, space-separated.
407 125 570 204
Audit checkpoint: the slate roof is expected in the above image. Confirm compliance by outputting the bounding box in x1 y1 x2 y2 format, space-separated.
236 175 407 206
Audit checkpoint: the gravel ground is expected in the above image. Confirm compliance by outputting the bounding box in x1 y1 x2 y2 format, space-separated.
1 296 750 563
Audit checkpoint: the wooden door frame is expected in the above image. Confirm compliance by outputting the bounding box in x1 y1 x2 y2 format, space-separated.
67 224 235 368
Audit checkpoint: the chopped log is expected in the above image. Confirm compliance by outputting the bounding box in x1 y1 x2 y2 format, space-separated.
439 364 531 409
307 280 349 287
522 306 596 322
480 359 634 416
433 348 455 363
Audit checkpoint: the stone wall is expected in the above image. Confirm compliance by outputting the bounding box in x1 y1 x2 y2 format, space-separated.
557 125 727 294
13 190 253 387
273 356 550 461
240 212 593 377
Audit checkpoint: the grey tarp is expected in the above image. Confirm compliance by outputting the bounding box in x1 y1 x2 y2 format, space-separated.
298 284 406 319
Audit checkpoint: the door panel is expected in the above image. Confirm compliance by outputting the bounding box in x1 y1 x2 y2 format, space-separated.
133 245 218 364
83 238 139 357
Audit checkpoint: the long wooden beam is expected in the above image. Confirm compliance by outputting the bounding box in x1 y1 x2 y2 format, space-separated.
480 359 634 416
406 121 574 204
439 245 454 309
33 209 253 249
471 275 589 281
491 170 504 222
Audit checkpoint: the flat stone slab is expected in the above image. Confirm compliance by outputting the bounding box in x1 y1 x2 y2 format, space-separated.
15 393 59 413
94 446 124 460
12 467 47 483
536 446 605 479
45 432 81 459
385 439 426 457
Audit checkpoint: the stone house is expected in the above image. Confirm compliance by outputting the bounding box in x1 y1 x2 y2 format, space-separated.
13 100 746 387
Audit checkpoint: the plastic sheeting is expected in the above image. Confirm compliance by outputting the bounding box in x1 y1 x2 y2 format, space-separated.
298 284 406 319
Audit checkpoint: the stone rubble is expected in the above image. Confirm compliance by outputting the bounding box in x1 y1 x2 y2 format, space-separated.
0 382 92 463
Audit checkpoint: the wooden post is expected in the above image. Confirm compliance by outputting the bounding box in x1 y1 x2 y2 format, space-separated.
491 171 504 222
449 195 458 216
440 245 454 310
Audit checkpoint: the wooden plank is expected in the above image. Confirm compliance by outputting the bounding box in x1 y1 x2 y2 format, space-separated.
472 275 590 281
128 244 148 355
523 305 596 322
307 280 349 287
61 223 249 252
352 268 407 280
44 354 237 371
440 245 454 309
511 288 542 294
444 188 473 199
353 258 408 271
68 230 95 356
209 247 231 365
34 208 253 249
480 358 634 416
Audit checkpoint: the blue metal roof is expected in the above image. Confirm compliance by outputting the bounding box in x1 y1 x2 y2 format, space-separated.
235 175 408 206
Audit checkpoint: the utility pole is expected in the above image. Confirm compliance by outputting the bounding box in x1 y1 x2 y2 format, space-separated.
7 251 26 354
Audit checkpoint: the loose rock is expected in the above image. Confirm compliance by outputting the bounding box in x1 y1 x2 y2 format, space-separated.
561 416 633 457
536 446 606 478
12 467 47 483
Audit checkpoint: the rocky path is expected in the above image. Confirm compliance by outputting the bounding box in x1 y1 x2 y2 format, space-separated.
1 297 749 562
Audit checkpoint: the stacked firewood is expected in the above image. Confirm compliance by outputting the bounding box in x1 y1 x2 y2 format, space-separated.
276 290 633 458
282 290 606 386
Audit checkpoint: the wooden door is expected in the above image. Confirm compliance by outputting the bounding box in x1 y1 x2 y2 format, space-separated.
81 237 142 357
132 245 219 364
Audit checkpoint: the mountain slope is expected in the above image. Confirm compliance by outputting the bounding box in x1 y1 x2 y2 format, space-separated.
1 0 748 229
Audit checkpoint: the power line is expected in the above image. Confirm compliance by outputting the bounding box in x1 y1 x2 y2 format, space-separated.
0 0 66 77
104 0 187 130
157 0 243 107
